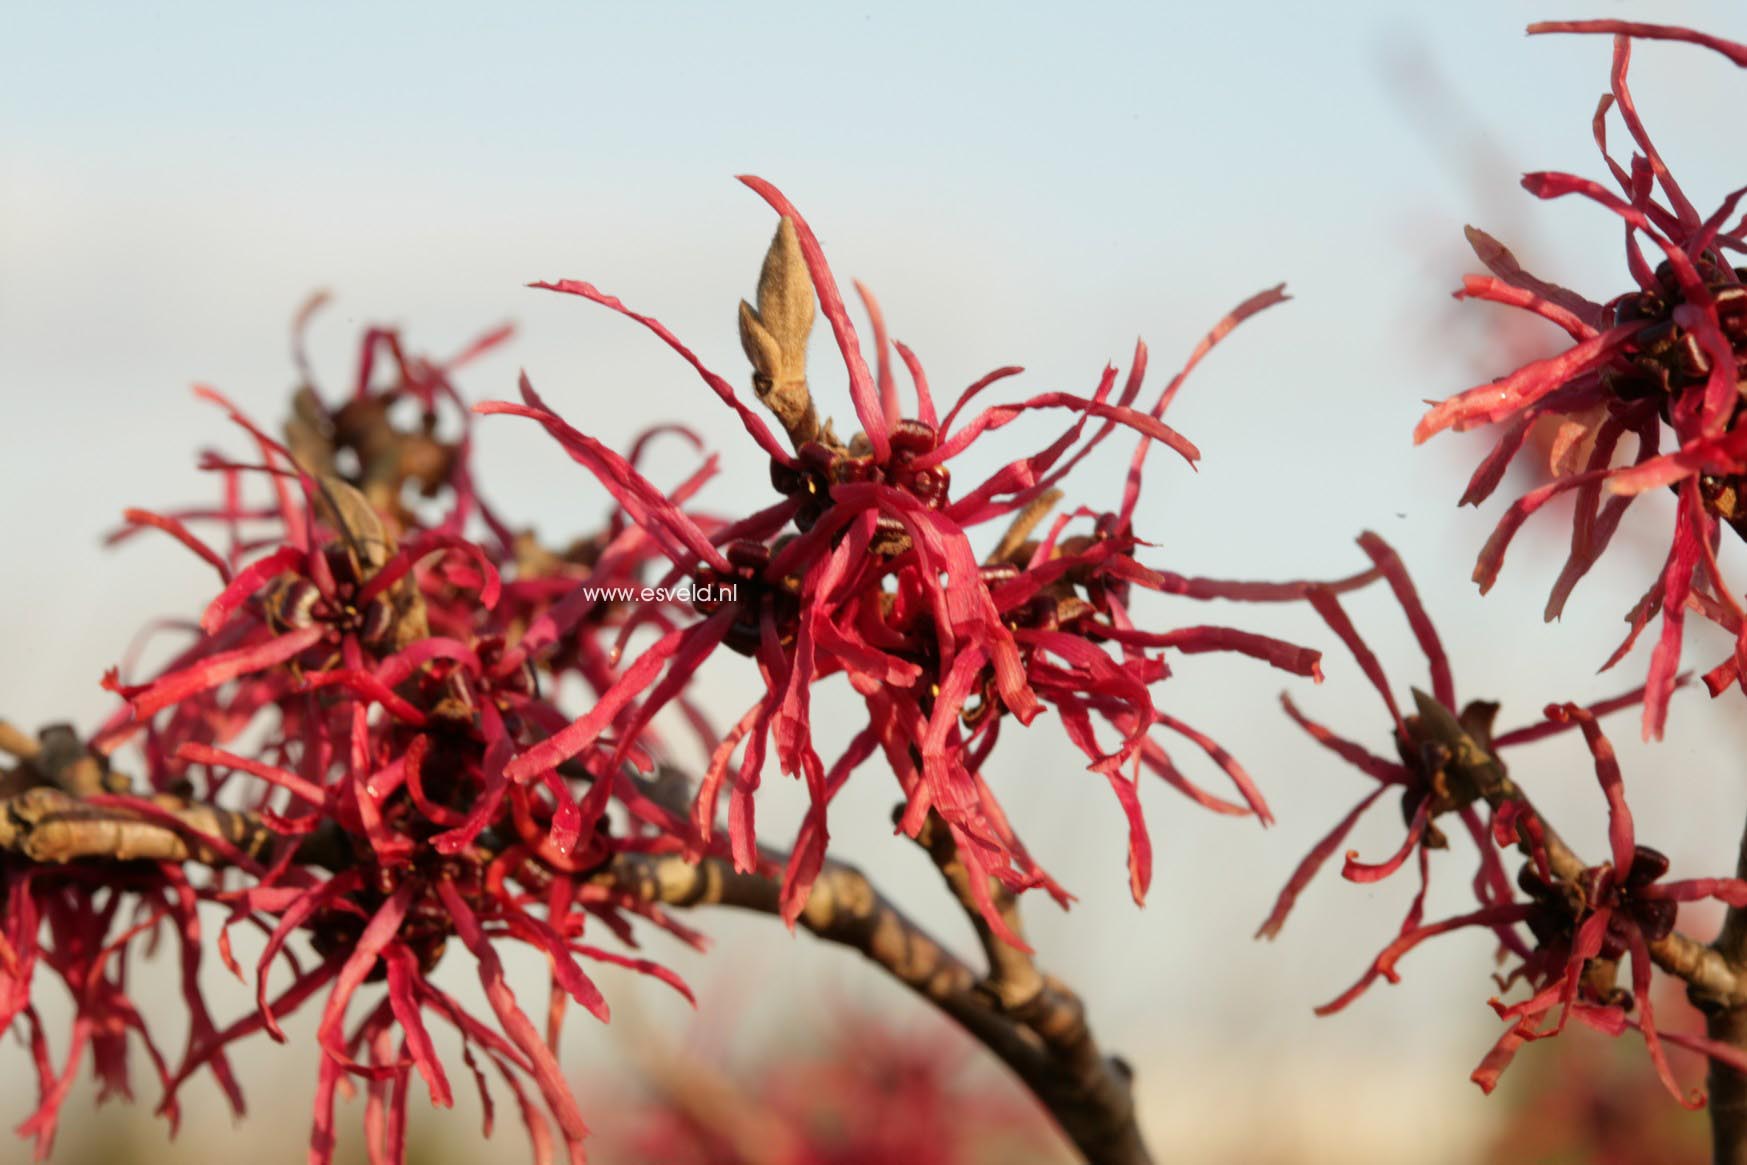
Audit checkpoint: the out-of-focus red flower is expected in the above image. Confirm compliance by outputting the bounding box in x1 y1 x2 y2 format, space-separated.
0 860 239 1161
484 176 1325 937
602 1011 1058 1165
1414 22 1747 740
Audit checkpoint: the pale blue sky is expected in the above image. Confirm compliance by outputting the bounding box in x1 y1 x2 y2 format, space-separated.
4 3 1747 1161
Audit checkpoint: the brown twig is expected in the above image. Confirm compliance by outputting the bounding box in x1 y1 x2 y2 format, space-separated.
1 721 127 799
916 812 1148 1164
918 813 1045 1011
0 786 275 866
0 724 349 869
0 721 42 762
0 784 352 871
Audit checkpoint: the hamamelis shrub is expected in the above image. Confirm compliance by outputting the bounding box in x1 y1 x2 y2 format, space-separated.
0 171 1320 1165
7 17 1747 1165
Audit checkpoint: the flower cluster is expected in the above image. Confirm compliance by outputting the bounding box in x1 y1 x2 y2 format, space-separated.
2 178 1324 1162
0 851 221 1161
1414 22 1747 739
60 313 710 1164
1266 534 1747 1103
1362 702 1747 1104
486 177 1323 937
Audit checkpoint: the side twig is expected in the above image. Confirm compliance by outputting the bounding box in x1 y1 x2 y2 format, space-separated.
914 813 1151 1165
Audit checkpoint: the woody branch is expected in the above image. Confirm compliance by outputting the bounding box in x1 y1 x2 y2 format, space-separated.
915 812 1149 1165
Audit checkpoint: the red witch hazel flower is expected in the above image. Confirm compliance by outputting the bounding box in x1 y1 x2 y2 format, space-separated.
1360 704 1747 1105
1256 534 1648 989
68 313 704 1164
1262 535 1747 1103
1414 22 1747 739
482 176 1326 936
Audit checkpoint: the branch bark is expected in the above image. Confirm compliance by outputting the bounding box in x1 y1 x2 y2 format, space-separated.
915 814 1148 1165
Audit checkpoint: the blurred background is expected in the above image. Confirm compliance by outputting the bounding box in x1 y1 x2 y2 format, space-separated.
4 1 1746 1161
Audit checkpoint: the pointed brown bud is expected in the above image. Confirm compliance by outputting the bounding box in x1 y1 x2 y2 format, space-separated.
739 218 821 447
311 472 395 573
753 218 815 362
307 471 430 647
